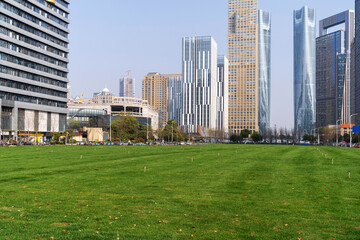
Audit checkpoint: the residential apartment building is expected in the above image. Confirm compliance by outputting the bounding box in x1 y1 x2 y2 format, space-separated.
228 0 259 135
0 0 69 141
142 72 181 127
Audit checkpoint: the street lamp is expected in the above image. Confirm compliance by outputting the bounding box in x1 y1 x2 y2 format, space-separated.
146 117 149 143
350 113 358 148
336 119 341 147
171 120 174 143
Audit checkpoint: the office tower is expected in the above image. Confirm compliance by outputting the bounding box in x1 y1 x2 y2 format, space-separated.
167 75 183 125
316 10 354 127
0 0 69 141
142 73 181 127
182 36 217 134
258 10 271 135
119 77 135 98
356 0 360 124
294 6 316 136
228 0 259 135
217 55 229 133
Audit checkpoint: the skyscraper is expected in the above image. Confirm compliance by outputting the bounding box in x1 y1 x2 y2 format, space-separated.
228 0 259 135
0 0 69 141
142 73 181 127
167 75 183 125
316 10 354 127
216 55 229 133
258 10 271 135
294 6 316 136
182 36 217 134
119 77 135 98
355 0 360 124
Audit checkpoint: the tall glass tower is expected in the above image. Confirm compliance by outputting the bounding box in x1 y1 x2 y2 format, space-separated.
228 0 259 135
293 6 316 136
258 10 271 135
355 0 360 123
316 10 354 127
181 36 218 134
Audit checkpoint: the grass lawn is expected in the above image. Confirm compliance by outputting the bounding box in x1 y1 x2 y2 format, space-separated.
0 145 359 239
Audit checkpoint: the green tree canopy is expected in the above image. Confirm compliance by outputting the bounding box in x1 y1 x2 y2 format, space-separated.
240 129 251 139
111 116 140 140
251 131 262 142
162 120 185 142
138 125 154 142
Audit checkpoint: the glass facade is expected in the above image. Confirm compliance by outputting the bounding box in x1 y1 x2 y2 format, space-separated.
316 10 354 127
316 31 345 127
167 75 182 125
337 54 347 122
182 36 218 133
228 0 259 135
119 77 135 98
356 0 360 123
258 10 271 135
293 6 316 136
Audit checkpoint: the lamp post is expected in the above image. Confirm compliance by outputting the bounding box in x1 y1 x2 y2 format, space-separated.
350 113 358 148
146 117 149 143
336 119 341 147
171 121 174 143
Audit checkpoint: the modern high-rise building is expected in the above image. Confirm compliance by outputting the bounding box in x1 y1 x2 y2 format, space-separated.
355 0 360 124
216 55 229 133
316 10 354 127
294 6 316 136
0 0 69 141
167 75 182 125
228 0 259 135
182 36 218 134
119 77 135 98
142 73 181 127
258 10 271 135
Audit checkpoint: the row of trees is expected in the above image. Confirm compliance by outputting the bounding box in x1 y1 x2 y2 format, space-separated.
230 129 263 142
110 117 186 142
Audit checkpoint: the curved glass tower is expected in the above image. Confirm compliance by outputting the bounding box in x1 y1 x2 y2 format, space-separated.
258 10 271 135
293 6 316 136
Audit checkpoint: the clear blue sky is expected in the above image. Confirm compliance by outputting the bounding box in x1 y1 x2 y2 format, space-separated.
68 0 354 129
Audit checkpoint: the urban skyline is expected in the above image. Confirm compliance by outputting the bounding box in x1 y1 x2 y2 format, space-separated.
68 0 355 130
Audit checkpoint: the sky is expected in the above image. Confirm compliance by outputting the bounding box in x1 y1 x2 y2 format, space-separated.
68 0 355 129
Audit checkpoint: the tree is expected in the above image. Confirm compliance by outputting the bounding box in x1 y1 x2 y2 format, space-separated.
251 131 262 143
344 133 350 143
230 135 241 143
68 119 80 131
240 129 251 139
111 116 140 140
64 129 75 144
162 120 185 142
154 128 163 141
138 125 154 142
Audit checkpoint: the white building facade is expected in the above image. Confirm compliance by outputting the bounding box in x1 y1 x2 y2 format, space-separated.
181 36 218 134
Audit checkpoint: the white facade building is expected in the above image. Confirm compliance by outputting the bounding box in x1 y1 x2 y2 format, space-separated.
181 36 218 134
216 55 229 133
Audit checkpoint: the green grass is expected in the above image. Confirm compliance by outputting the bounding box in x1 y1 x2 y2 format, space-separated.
0 145 359 239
